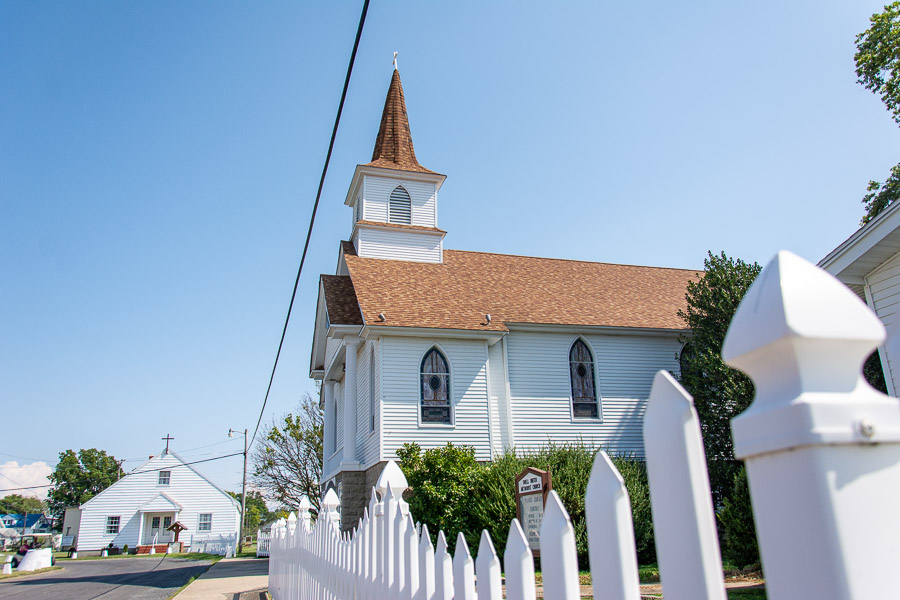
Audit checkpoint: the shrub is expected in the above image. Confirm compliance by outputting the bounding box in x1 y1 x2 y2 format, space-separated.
398 442 655 568
717 465 759 568
396 442 482 544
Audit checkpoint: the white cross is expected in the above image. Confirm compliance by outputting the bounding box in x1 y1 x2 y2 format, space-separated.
393 51 398 70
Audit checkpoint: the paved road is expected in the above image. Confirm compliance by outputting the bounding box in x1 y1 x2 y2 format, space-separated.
0 556 213 600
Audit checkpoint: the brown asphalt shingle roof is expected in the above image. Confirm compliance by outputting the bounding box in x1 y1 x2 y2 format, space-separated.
364 69 440 175
321 274 363 325
340 242 700 331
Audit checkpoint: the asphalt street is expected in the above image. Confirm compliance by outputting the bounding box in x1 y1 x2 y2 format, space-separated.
0 556 213 600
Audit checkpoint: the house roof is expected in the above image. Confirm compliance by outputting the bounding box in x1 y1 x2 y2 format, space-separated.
363 69 440 175
0 514 46 528
137 493 183 513
339 241 699 331
321 275 363 325
819 199 900 295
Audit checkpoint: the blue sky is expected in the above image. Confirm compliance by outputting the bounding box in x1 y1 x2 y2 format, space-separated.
2 1 898 497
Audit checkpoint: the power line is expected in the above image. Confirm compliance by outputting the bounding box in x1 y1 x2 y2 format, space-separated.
250 0 371 447
0 451 244 493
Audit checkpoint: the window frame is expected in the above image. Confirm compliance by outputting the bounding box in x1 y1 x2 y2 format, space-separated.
198 513 213 532
388 185 412 225
419 346 453 427
106 516 120 535
158 470 171 486
568 338 602 421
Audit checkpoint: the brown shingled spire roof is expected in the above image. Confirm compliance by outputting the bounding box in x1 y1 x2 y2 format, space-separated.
364 69 438 174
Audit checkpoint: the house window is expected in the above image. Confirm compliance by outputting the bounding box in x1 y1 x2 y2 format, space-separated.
158 470 171 485
163 516 172 530
151 516 160 528
389 186 411 224
570 339 599 418
106 516 120 535
369 346 376 432
421 348 450 423
199 513 212 531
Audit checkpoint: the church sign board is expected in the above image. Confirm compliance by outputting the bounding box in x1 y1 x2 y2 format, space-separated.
514 467 552 554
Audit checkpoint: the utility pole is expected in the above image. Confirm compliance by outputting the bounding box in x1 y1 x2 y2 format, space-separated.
229 428 248 554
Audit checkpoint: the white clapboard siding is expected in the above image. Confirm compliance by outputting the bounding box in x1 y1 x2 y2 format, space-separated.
380 336 492 460
354 226 443 263
361 175 437 228
867 251 900 391
77 452 240 551
506 330 681 455
361 339 382 467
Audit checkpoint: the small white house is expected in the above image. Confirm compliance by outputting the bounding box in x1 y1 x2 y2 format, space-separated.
74 449 240 552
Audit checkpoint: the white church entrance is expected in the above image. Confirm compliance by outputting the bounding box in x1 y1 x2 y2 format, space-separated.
142 513 175 545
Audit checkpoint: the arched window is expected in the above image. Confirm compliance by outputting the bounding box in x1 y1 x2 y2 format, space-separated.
421 348 450 423
569 339 599 418
389 186 412 224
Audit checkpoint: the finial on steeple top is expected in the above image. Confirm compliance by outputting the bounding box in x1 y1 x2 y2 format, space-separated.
393 51 398 71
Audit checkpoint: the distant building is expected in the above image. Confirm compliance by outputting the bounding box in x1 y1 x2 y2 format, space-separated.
0 513 50 535
69 448 239 552
309 67 699 531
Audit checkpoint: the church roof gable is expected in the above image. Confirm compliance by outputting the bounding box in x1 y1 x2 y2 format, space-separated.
321 275 363 325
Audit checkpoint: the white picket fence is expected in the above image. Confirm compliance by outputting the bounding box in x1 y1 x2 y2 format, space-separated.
258 529 271 558
190 533 237 557
268 251 900 600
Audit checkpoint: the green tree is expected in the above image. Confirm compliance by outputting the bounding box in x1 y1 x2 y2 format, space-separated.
227 490 273 534
0 494 44 515
855 2 900 224
252 393 323 514
678 252 761 502
47 449 122 520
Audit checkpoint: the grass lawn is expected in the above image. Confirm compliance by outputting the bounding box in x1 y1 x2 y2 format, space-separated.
0 566 63 581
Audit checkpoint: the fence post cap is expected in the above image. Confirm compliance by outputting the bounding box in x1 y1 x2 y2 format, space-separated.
322 487 340 510
724 251 900 458
298 496 311 511
376 460 408 498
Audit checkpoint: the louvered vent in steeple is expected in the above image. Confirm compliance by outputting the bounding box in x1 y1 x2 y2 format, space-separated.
389 186 411 224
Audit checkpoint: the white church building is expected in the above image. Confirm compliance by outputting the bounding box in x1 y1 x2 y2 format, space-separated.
310 67 700 530
70 448 240 553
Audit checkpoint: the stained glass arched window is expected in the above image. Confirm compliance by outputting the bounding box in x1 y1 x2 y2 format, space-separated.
569 339 599 418
421 348 450 423
389 186 412 224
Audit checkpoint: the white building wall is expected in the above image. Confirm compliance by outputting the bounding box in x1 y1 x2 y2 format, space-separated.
324 380 345 479
506 331 681 457
866 252 900 393
77 453 239 551
355 227 443 263
380 336 491 461
361 175 437 227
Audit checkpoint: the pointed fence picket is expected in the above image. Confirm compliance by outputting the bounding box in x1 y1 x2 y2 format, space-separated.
268 251 900 600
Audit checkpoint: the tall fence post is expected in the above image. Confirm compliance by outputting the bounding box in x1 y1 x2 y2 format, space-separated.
644 371 726 600
723 250 900 600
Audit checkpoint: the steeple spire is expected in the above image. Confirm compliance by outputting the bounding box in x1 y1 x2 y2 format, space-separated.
365 66 436 174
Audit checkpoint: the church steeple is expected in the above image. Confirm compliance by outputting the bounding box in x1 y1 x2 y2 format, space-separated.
344 63 447 264
364 68 437 174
